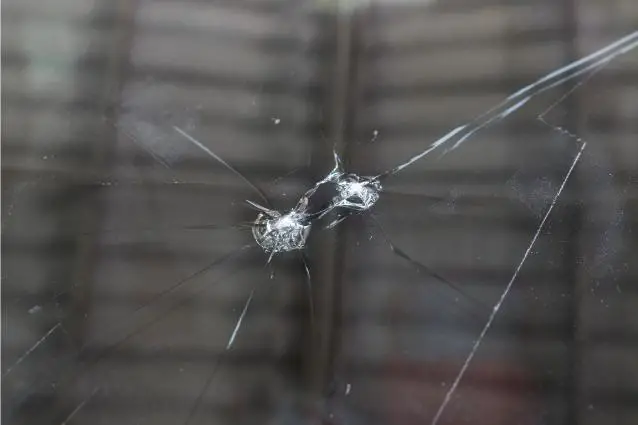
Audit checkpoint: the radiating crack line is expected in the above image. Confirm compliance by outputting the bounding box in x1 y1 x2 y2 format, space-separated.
369 214 490 317
131 244 254 317
80 244 255 360
116 123 172 170
377 31 637 176
72 243 255 360
301 253 316 327
182 357 225 425
375 125 466 179
509 31 638 100
3 323 61 378
76 222 252 237
430 142 587 425
227 288 255 350
14 245 255 420
183 286 257 425
59 387 99 425
173 126 271 207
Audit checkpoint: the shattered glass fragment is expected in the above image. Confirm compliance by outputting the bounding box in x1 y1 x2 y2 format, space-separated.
309 151 384 222
249 200 312 258
332 173 382 212
247 149 384 253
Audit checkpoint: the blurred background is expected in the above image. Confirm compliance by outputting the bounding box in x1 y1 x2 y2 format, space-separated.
2 1 637 424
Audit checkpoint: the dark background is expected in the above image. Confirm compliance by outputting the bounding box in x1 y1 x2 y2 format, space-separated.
2 1 637 425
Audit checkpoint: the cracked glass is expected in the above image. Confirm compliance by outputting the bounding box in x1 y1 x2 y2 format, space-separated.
3 2 638 425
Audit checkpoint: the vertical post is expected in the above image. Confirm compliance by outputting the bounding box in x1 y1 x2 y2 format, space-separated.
304 1 358 402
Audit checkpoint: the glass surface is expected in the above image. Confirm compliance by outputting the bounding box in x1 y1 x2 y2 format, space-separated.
2 1 637 425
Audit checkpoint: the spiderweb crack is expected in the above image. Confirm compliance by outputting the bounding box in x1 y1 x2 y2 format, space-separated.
14 31 634 425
